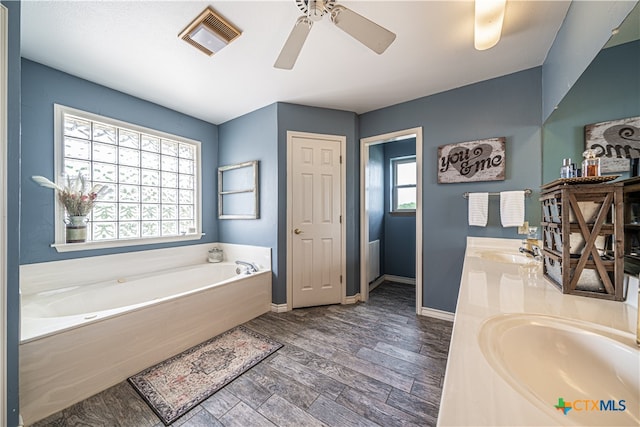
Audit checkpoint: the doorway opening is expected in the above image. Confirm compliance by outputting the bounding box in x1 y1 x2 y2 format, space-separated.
360 128 423 314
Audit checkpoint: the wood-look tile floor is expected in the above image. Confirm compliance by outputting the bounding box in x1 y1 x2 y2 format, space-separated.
32 282 453 427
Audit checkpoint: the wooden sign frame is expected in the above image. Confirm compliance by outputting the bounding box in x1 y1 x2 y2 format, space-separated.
437 137 505 184
585 116 640 173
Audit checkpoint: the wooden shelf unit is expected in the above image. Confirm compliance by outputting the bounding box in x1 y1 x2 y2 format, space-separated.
622 176 640 275
540 181 624 301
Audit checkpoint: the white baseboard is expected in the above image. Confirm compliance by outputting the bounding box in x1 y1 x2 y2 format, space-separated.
420 306 455 322
368 276 386 291
273 293 362 310
344 293 361 304
382 274 416 285
271 303 288 313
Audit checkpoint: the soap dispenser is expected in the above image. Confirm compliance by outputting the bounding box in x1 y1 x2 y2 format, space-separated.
582 149 600 177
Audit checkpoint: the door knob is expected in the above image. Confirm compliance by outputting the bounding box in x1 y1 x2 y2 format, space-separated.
294 228 303 235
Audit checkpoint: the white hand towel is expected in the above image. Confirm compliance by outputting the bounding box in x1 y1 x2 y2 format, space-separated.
468 192 489 227
500 191 525 227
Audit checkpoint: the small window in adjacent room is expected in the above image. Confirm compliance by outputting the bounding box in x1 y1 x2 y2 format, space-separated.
391 156 416 212
53 104 202 250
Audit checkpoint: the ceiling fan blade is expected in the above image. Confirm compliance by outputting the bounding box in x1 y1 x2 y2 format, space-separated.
274 16 313 70
330 5 396 54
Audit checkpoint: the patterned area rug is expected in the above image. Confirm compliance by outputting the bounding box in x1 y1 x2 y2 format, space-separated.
128 326 282 425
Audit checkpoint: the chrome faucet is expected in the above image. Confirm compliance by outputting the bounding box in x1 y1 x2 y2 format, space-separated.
235 260 259 273
519 244 542 261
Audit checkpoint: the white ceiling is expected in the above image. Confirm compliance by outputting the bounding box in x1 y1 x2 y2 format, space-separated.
21 1 571 125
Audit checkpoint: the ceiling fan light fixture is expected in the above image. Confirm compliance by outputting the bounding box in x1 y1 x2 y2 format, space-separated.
296 0 335 21
330 5 396 55
179 7 241 56
474 0 506 51
275 0 395 70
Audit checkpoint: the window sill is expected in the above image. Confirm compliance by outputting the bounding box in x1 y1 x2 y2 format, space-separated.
390 211 416 217
52 233 205 253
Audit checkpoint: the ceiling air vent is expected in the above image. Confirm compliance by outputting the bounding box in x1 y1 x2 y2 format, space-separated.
179 7 241 56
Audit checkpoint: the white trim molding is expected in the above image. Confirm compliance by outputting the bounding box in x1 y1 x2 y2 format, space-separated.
270 303 288 313
368 276 386 292
369 275 416 292
420 306 455 322
360 128 423 314
343 293 361 305
0 5 8 425
383 275 416 285
52 233 205 253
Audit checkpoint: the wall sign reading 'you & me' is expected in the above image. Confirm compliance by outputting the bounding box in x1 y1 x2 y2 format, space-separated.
437 137 506 183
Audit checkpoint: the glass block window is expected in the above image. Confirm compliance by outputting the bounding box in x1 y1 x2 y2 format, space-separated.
391 156 416 212
56 105 201 245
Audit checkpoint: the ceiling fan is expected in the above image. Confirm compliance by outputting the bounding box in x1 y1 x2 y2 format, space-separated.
274 0 396 70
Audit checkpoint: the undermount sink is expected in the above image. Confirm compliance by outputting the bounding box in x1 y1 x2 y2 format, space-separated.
479 314 640 426
475 250 539 266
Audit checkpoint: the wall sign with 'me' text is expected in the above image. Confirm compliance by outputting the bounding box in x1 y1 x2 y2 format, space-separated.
437 137 505 183
585 116 640 173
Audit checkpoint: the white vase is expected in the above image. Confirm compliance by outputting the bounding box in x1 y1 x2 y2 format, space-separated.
66 215 87 243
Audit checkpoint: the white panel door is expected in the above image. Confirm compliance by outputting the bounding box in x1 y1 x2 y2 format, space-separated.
290 134 342 308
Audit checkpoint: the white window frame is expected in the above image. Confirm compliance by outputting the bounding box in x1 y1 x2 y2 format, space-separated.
391 155 417 213
52 104 203 252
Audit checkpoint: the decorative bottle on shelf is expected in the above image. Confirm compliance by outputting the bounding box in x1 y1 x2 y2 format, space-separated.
560 158 572 178
582 149 600 177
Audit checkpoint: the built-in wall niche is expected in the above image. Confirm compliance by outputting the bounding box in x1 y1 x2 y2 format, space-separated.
218 160 259 219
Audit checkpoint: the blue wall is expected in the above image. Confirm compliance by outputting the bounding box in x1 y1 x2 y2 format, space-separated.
20 59 219 264
543 40 640 183
383 139 416 278
360 67 543 313
3 0 21 424
542 0 636 121
277 103 360 300
218 104 278 295
217 102 358 303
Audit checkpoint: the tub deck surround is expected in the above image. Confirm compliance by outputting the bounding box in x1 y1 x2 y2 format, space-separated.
19 243 272 426
20 242 271 296
437 237 639 426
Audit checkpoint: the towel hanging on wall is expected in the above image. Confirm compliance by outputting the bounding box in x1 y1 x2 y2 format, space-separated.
500 190 525 227
468 192 489 227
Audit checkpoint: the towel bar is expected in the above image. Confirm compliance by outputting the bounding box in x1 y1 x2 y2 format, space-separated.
463 189 533 199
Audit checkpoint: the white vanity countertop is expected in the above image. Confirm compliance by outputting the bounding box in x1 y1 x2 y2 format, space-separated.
437 237 639 426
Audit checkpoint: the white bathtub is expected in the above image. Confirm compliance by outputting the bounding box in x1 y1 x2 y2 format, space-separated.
21 262 255 342
19 243 272 425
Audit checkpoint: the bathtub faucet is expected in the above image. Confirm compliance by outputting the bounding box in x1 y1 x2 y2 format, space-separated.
235 260 259 273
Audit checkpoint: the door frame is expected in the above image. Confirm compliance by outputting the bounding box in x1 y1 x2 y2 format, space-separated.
0 4 8 424
286 131 347 311
360 128 423 314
